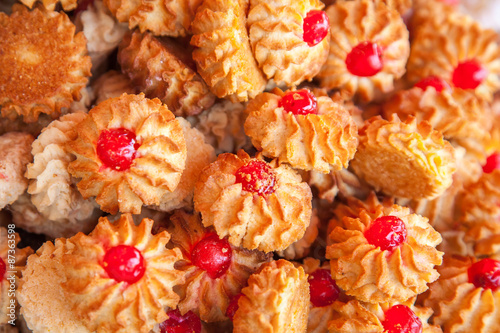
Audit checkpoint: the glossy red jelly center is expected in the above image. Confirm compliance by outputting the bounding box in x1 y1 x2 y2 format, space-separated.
308 269 340 307
346 41 383 77
482 153 500 174
452 59 488 90
226 293 243 321
191 233 232 279
96 128 140 171
235 160 277 196
303 10 330 47
159 309 201 333
279 89 318 116
414 76 451 92
382 305 423 333
364 216 407 251
102 245 146 284
0 258 6 280
468 258 500 291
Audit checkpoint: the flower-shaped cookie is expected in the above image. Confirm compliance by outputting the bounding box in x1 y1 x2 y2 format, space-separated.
104 0 203 37
0 5 91 123
194 150 312 252
232 260 310 333
411 0 459 30
191 0 330 102
407 15 500 101
244 88 358 174
17 215 185 333
19 0 77 11
276 210 319 260
423 256 500 333
1 228 32 325
92 70 135 105
326 195 443 303
165 210 271 322
351 115 456 199
0 132 34 210
25 112 101 238
67 93 187 214
118 30 215 117
317 0 410 102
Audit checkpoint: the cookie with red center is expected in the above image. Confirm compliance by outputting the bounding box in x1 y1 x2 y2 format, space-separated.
423 256 500 333
244 88 358 174
118 30 215 117
0 227 33 325
159 309 202 333
326 193 443 303
351 115 456 200
194 150 312 252
317 0 409 102
407 15 500 101
67 93 187 214
232 260 310 333
104 0 203 37
0 5 91 123
247 0 330 86
165 210 271 322
17 214 185 333
328 298 441 333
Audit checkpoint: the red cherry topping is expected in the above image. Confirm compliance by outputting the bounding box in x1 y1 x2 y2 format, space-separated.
308 269 340 307
102 245 146 284
468 258 500 291
159 309 202 333
0 258 6 280
279 89 318 116
235 160 277 196
96 128 141 171
414 76 451 92
482 153 500 174
191 233 232 279
382 305 423 333
346 42 383 77
303 10 330 47
452 59 488 90
364 216 407 252
226 293 243 321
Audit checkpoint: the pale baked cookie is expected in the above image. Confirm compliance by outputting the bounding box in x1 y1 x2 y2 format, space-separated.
351 116 456 200
165 210 271 322
423 256 500 333
190 0 266 102
411 0 460 30
407 16 500 101
92 70 135 105
0 228 32 325
67 93 187 214
18 215 185 333
328 299 441 333
276 210 319 260
317 0 409 102
190 100 252 155
118 30 215 117
247 0 330 87
104 0 203 37
19 0 77 11
326 194 443 303
24 112 101 238
244 88 358 174
152 118 215 212
77 0 129 73
194 150 312 253
0 5 91 123
232 260 310 333
0 133 34 210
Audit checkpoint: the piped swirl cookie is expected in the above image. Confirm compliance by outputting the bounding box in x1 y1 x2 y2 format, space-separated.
0 5 91 123
194 150 312 253
67 93 187 214
326 194 444 303
17 215 185 333
317 0 410 102
244 88 358 174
